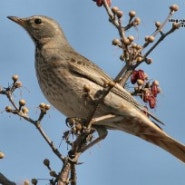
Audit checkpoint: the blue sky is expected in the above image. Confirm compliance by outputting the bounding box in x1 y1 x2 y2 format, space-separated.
1 0 185 185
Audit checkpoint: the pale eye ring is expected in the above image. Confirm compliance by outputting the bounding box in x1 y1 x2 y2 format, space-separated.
34 18 42 24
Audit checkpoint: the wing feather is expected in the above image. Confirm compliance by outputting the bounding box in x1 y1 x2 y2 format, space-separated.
67 53 164 125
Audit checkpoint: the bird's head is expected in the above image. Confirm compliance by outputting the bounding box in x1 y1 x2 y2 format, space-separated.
7 15 67 46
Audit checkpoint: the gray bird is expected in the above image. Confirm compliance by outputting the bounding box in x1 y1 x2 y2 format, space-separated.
8 15 185 162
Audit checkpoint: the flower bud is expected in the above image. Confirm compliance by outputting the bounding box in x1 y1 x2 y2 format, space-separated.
39 103 46 109
145 58 152 64
31 179 38 185
22 107 29 114
112 38 120 46
24 180 30 185
19 99 26 106
169 4 179 12
14 81 22 88
5 106 12 113
116 10 123 18
12 74 19 82
155 21 161 28
50 170 57 177
111 6 119 14
0 152 5 159
128 35 134 42
45 104 51 110
43 158 50 166
129 10 136 18
132 17 141 26
172 22 180 30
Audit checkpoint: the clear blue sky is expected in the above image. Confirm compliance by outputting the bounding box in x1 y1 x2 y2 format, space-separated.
1 0 185 184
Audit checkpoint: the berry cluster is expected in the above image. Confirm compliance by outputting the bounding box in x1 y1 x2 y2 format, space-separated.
131 69 147 84
131 70 160 109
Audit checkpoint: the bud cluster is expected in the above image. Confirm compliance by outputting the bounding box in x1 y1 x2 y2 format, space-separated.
35 103 51 122
111 6 123 18
39 103 51 112
5 98 29 115
12 74 22 89
3 75 30 116
19 99 29 115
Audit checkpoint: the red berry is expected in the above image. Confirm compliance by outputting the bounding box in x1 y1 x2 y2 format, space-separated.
148 96 156 109
96 0 103 6
131 70 139 84
131 69 147 84
142 90 157 109
151 83 158 97
94 0 111 7
137 70 146 81
143 91 150 103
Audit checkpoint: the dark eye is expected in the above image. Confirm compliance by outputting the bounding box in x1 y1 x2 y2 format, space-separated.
34 18 42 24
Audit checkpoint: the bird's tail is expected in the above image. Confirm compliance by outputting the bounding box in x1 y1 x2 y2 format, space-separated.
100 114 185 163
95 108 185 162
139 133 185 163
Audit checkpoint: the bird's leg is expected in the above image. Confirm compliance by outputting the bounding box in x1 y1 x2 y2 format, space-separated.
79 125 108 153
75 114 117 153
65 117 95 160
65 116 109 156
78 114 116 153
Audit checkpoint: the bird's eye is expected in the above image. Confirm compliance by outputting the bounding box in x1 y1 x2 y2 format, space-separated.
34 18 42 24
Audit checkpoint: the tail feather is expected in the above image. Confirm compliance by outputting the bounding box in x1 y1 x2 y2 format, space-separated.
140 133 185 163
96 113 185 162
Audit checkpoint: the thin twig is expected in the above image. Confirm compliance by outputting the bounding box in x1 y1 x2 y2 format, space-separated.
143 26 179 59
1 87 65 163
152 10 175 37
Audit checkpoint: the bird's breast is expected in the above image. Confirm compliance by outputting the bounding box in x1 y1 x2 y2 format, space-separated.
34 49 100 118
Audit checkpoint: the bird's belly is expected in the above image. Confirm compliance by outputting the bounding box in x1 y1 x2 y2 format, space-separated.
36 70 100 118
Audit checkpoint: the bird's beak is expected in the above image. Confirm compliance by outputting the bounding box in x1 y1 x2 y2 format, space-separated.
7 16 26 27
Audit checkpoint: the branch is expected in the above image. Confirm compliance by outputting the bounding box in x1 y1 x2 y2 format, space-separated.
1 77 65 162
102 1 180 87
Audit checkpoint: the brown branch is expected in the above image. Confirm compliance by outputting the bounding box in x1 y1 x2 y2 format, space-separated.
152 10 176 37
57 163 71 185
70 163 77 185
1 86 65 163
103 2 180 88
14 110 65 162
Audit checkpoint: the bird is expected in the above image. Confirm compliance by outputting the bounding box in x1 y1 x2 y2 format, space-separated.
7 15 185 162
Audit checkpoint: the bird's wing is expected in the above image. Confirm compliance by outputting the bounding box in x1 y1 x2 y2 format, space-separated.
67 53 164 125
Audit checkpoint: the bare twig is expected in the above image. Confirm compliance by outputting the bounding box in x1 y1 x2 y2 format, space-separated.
152 9 176 37
143 25 179 59
1 85 65 163
102 1 180 88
